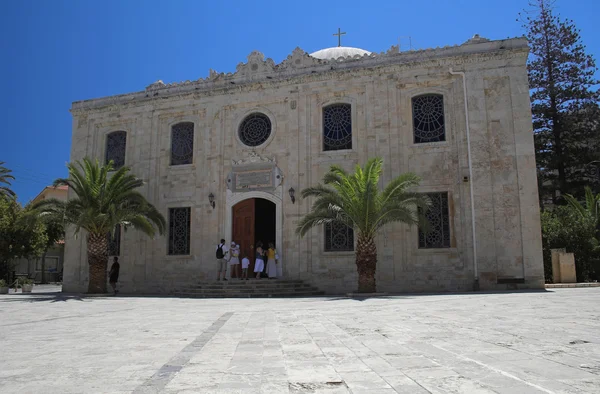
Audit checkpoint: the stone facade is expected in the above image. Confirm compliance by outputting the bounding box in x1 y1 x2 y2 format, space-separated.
64 35 544 294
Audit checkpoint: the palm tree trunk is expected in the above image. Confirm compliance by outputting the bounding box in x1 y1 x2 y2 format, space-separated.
87 233 108 293
356 234 377 293
41 252 47 284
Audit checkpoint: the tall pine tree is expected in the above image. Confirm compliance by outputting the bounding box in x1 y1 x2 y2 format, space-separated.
521 0 600 205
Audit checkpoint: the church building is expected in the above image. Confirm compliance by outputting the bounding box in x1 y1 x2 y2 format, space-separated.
64 34 545 294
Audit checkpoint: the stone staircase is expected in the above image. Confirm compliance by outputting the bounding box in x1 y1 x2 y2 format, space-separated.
173 279 325 298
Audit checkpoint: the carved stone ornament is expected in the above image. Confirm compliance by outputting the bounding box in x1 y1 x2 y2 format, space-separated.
71 37 529 114
228 152 282 192
231 151 275 166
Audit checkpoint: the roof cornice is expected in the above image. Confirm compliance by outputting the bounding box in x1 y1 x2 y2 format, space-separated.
71 36 528 114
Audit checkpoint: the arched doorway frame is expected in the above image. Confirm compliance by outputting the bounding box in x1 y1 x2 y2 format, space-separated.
226 188 283 277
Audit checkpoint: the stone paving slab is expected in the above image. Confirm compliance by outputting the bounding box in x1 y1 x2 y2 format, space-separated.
1 287 600 393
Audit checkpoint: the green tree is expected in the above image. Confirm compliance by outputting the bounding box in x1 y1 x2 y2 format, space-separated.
296 158 428 293
34 158 166 293
563 186 600 223
0 199 47 281
541 206 599 281
521 0 600 205
38 213 65 284
0 162 16 200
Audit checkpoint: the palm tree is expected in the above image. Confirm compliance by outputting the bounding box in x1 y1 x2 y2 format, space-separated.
0 162 16 199
34 158 166 293
296 158 429 293
564 187 600 222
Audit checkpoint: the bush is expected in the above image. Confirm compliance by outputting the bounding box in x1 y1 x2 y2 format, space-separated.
17 277 34 285
0 279 7 287
541 206 600 282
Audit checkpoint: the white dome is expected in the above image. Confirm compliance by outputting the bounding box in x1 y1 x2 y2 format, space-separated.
309 46 371 60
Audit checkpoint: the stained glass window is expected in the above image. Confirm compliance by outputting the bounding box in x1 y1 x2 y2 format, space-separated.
412 95 446 143
105 131 127 169
419 192 451 248
323 104 352 151
171 122 194 165
239 113 271 147
107 225 121 256
325 221 354 252
168 207 191 255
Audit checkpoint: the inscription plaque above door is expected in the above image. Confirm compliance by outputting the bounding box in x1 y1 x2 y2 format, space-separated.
227 152 283 192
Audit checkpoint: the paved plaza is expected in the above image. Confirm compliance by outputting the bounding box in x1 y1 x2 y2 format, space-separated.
1 287 600 393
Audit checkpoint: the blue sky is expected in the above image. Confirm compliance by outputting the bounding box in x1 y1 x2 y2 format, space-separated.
1 0 598 203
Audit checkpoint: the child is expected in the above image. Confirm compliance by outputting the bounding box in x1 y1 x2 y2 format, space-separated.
241 254 250 280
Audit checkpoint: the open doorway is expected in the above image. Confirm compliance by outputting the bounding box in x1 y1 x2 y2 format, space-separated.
231 198 276 277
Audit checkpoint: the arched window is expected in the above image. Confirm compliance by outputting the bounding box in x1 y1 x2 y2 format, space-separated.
323 103 352 151
325 221 354 252
171 122 194 165
238 113 272 147
412 94 446 143
418 192 451 248
107 225 121 256
105 131 127 169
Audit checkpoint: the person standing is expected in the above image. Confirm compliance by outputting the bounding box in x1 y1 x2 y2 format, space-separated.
266 242 277 279
241 254 250 280
216 238 229 281
254 242 265 279
229 242 241 279
108 256 120 295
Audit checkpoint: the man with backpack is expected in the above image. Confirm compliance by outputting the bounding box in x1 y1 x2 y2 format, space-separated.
216 238 229 281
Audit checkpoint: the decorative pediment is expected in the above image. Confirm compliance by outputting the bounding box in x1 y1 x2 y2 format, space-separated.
231 151 275 166
278 47 321 70
228 152 282 192
464 34 490 45
233 51 276 81
146 80 166 90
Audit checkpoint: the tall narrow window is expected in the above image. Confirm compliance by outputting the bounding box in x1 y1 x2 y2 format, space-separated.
419 192 451 248
107 225 121 256
412 94 446 143
323 104 352 151
171 122 194 165
325 221 354 252
168 207 191 255
105 131 127 169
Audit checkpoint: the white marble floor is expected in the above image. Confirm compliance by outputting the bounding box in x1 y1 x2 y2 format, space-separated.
1 287 599 393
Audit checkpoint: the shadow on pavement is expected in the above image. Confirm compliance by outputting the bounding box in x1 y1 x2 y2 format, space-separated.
0 288 556 303
0 293 86 303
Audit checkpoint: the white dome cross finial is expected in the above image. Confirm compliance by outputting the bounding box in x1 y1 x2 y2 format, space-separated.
333 28 346 47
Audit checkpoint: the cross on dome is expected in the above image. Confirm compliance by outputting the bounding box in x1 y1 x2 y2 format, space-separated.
333 28 346 47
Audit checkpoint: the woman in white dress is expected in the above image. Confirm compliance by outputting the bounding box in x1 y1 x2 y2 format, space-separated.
265 242 278 279
228 242 240 279
254 242 265 279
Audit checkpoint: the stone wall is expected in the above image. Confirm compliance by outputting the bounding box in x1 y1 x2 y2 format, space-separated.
63 37 544 294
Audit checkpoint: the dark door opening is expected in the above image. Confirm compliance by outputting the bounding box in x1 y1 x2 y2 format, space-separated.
255 198 276 252
231 198 276 277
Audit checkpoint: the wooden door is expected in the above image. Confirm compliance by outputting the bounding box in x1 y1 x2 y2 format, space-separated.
232 199 255 273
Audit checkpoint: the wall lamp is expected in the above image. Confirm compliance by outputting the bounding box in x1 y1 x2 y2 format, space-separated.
208 193 215 209
288 187 296 204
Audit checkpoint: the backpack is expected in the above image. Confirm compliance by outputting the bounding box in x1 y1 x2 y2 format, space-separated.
216 244 224 259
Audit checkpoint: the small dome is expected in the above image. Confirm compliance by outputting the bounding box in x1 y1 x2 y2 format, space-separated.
309 46 371 60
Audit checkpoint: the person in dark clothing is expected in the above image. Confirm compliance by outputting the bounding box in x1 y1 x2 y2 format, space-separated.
109 256 120 295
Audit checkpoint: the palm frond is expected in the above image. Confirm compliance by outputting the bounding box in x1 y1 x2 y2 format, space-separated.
297 157 425 239
34 158 165 240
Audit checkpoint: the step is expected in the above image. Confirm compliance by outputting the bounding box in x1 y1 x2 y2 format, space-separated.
176 287 321 295
172 291 326 298
186 284 316 290
171 278 323 298
194 280 306 286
